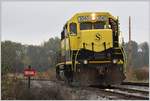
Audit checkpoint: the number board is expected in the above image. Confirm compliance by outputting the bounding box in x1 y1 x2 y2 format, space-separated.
78 16 108 22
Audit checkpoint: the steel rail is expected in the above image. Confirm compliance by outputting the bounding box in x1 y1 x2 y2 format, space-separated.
103 88 149 100
111 85 149 94
122 82 149 87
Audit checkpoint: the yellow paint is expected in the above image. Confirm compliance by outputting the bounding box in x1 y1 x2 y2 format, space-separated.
117 59 124 64
79 29 113 52
61 12 116 52
89 60 111 64
67 29 113 52
61 38 70 50
56 61 80 67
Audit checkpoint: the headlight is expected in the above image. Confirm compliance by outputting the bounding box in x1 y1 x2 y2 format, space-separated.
113 59 118 64
83 60 88 64
91 13 96 20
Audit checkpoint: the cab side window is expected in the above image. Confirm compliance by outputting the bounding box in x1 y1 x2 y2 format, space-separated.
70 23 77 35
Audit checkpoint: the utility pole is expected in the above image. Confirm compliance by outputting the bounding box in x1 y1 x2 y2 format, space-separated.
128 16 132 73
27 65 31 97
129 16 131 43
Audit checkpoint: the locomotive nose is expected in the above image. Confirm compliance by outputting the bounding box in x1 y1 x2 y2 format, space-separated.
80 29 113 52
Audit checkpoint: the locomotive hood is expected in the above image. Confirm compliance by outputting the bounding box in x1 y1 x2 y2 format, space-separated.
79 29 113 52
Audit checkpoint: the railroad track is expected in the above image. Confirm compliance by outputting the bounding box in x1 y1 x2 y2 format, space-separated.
19 78 149 100
122 82 149 87
103 86 149 100
113 82 149 99
18 78 51 81
90 82 149 100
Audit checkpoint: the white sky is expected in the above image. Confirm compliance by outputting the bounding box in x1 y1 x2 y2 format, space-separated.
1 1 149 45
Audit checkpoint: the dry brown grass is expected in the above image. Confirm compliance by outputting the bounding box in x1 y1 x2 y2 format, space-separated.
1 75 63 100
33 68 56 80
45 67 56 80
125 67 149 82
133 67 149 81
1 75 26 100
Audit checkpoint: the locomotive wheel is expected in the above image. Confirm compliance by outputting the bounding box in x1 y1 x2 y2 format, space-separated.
63 65 74 86
104 64 125 85
56 67 61 80
73 66 99 86
72 64 125 86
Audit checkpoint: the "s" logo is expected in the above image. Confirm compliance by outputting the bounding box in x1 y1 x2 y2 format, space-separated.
95 33 101 41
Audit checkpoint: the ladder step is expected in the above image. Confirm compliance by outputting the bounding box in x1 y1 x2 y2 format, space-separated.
114 53 122 54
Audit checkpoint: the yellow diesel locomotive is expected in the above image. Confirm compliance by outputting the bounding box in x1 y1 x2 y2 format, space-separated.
56 12 126 86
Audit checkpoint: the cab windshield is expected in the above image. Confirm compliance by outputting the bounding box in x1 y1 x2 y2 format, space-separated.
80 22 106 30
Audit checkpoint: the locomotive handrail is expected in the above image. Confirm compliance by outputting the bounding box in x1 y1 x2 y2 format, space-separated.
67 33 74 71
74 42 83 72
119 46 127 73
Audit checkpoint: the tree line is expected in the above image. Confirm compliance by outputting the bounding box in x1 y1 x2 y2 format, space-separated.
123 41 149 68
1 37 60 74
1 37 149 74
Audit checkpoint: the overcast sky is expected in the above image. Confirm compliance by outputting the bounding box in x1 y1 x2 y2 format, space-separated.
1 1 149 45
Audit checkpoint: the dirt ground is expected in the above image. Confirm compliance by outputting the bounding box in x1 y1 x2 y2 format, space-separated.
2 77 111 100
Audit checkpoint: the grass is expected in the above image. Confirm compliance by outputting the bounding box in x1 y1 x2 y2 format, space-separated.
125 66 149 82
33 67 56 80
1 73 63 100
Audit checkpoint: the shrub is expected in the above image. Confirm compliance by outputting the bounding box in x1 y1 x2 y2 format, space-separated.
133 67 149 81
